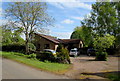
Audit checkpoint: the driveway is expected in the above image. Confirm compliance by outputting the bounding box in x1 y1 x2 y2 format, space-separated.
65 55 119 79
2 58 69 79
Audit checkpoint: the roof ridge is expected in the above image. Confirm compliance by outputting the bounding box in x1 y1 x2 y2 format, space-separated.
34 33 82 44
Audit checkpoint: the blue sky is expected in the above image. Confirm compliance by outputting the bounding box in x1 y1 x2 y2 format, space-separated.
1 1 95 39
46 2 94 39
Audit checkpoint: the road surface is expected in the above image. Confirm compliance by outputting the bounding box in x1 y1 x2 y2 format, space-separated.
2 58 69 79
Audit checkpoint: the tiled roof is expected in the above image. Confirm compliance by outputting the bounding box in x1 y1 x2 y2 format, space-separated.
60 39 82 44
35 33 60 44
35 33 82 44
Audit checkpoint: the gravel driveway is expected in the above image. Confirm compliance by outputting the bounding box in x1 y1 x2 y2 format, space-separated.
64 55 119 79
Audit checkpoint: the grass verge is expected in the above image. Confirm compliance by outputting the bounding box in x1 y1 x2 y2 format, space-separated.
107 73 120 81
0 51 71 74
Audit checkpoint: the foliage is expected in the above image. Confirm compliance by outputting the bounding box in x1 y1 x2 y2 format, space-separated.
2 25 25 45
28 43 36 52
5 2 53 54
81 1 120 49
1 51 70 74
96 51 108 61
26 53 36 60
39 51 56 62
71 26 93 47
108 73 120 81
2 43 25 52
56 44 63 52
94 34 115 61
57 48 71 64
12 28 24 44
93 34 115 50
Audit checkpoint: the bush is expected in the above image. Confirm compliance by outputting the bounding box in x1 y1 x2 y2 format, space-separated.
39 52 56 62
93 34 115 61
28 43 36 52
95 51 108 61
56 44 63 52
57 48 71 64
2 43 25 52
26 53 36 60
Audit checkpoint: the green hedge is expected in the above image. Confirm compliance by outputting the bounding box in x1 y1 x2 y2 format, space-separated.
2 44 25 53
37 52 56 62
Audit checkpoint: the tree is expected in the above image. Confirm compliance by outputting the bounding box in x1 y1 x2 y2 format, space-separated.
71 26 93 47
112 2 120 48
2 25 24 45
93 34 115 60
2 25 13 45
90 2 118 36
81 1 120 51
5 2 53 54
12 28 24 44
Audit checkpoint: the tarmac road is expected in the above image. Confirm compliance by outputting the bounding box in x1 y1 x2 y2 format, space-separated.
2 58 69 79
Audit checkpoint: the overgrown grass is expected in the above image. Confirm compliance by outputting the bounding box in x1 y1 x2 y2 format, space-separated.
0 51 71 74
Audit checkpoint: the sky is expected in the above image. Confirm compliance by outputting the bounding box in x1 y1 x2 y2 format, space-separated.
46 2 94 39
1 0 95 39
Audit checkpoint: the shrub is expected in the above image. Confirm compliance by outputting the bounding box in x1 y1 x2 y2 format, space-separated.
28 43 36 52
2 43 25 52
57 48 71 64
94 34 115 61
39 51 56 62
26 53 37 60
95 51 108 61
56 44 63 52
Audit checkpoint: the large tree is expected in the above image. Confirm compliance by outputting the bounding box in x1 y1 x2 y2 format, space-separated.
81 1 120 48
5 2 53 54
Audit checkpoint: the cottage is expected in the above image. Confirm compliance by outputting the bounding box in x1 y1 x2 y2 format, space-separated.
33 33 83 51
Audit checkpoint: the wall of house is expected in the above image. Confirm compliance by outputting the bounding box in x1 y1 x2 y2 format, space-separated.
34 35 57 51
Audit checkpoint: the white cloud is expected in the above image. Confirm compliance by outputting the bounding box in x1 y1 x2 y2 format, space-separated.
71 16 84 20
50 31 72 39
55 24 64 28
47 0 92 10
62 2 92 10
61 19 74 24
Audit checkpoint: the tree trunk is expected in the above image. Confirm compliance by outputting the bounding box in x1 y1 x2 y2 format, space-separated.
25 32 29 54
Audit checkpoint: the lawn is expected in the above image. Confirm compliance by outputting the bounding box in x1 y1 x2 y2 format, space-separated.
0 51 71 74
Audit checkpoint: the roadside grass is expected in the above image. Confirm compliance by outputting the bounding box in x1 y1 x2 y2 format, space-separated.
107 73 120 81
0 51 71 74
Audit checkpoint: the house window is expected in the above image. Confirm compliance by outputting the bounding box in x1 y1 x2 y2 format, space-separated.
44 44 50 49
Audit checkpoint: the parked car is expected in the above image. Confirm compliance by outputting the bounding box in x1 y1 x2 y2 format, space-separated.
87 48 96 56
70 48 78 57
43 49 56 56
